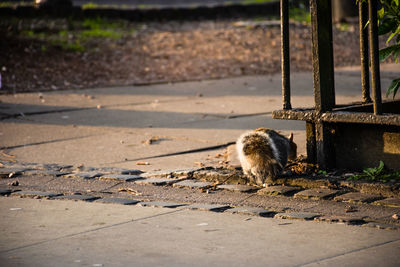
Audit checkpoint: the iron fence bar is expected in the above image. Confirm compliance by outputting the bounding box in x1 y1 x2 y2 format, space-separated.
310 0 335 113
280 0 291 110
368 0 382 115
359 1 372 103
310 0 335 169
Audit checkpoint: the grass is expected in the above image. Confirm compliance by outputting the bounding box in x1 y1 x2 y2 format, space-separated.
17 17 127 52
289 7 310 24
241 0 276 4
0 1 33 8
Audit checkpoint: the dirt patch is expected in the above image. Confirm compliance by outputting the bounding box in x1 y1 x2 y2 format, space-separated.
1 16 387 94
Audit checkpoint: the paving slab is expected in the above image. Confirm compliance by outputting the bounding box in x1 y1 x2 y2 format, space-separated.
294 188 340 200
0 189 13 195
173 180 212 189
334 192 383 203
53 194 100 202
96 198 140 205
11 191 62 198
0 167 31 178
315 216 366 225
138 201 187 208
216 184 259 192
64 172 103 179
226 206 276 217
186 203 231 212
274 212 320 221
99 174 144 182
120 169 144 175
23 169 72 177
373 198 400 207
134 177 184 186
257 185 301 196
141 168 205 178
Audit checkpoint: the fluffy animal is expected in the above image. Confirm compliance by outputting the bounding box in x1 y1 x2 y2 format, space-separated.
236 128 297 186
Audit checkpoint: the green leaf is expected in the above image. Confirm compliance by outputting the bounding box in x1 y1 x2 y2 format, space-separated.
378 7 385 20
376 160 385 174
394 49 399 63
386 78 400 99
378 19 397 35
379 44 400 61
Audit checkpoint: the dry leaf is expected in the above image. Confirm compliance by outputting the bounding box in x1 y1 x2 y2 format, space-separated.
136 162 150 165
0 150 16 158
142 136 160 145
118 187 142 196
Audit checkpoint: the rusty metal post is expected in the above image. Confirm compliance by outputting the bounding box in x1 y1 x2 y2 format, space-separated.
310 0 335 112
368 0 382 115
310 0 335 169
281 0 291 110
359 1 372 103
306 122 317 163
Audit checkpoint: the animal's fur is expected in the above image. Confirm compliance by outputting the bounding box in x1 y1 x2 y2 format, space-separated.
236 128 297 186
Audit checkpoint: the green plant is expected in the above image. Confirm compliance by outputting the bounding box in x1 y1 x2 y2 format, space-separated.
81 2 100 10
241 0 275 4
81 28 121 39
358 0 400 99
289 6 311 24
347 161 400 183
378 0 400 99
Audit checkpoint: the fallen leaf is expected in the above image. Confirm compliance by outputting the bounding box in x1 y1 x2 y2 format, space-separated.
0 150 16 158
136 162 150 165
118 187 142 196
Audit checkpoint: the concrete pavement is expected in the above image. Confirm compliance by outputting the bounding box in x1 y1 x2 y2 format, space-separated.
1 65 400 266
1 64 397 171
1 197 400 267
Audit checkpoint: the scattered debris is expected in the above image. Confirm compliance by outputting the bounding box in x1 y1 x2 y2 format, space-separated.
118 187 143 196
142 136 160 145
345 205 357 213
285 156 318 176
0 150 16 159
8 180 19 186
136 162 150 165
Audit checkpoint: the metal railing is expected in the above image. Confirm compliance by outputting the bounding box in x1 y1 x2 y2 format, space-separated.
273 0 400 170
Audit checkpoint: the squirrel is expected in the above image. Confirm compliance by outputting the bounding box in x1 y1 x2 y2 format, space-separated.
236 128 297 186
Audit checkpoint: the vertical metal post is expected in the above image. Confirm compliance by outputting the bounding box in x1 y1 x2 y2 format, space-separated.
368 0 382 115
310 0 335 169
310 0 335 113
306 122 316 163
281 0 291 110
359 1 371 103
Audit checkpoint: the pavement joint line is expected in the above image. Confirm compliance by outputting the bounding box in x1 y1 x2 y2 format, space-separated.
109 141 236 164
193 111 272 119
0 207 184 254
296 238 400 267
0 96 192 121
0 107 94 120
176 112 272 126
0 134 102 150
